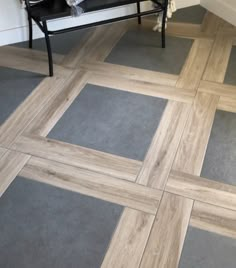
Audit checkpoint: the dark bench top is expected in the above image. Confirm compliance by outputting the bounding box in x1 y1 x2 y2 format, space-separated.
29 0 163 21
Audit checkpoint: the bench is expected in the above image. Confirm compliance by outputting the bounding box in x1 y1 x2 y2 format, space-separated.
25 0 168 76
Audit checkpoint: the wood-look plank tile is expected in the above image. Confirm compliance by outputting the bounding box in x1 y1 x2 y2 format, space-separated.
82 60 178 87
102 208 154 268
201 12 223 35
24 70 89 136
199 80 236 99
218 97 236 113
203 32 233 83
20 156 161 214
62 22 126 68
12 134 141 181
137 101 190 189
0 46 64 75
166 170 236 211
172 93 219 175
140 192 193 268
0 151 30 198
63 22 127 69
0 147 7 159
0 69 73 147
88 73 195 103
176 39 213 90
191 201 236 239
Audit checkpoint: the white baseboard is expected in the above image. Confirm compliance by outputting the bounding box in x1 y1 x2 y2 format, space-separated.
176 0 200 9
201 0 236 26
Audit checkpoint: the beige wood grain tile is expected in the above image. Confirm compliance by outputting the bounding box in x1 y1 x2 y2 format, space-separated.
0 151 30 198
218 97 236 113
24 70 88 136
82 60 178 87
88 73 195 103
140 192 193 268
176 39 213 90
20 156 161 214
203 32 233 83
201 12 223 35
0 147 7 159
85 21 128 61
61 28 95 68
191 201 236 239
0 45 64 75
0 69 73 147
102 208 155 268
12 134 141 182
166 171 236 211
199 80 236 99
136 101 190 189
172 93 219 175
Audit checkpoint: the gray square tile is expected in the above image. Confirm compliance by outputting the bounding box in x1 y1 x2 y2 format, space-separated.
0 67 44 125
48 84 167 161
170 5 206 24
12 28 91 55
224 46 236 86
147 5 206 25
0 176 123 268
179 226 236 268
105 28 193 74
201 110 236 185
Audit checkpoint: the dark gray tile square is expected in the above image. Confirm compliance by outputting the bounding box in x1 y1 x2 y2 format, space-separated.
0 67 44 125
48 84 167 161
224 46 236 86
12 28 91 55
201 110 236 185
105 28 193 74
170 5 206 24
147 5 206 25
179 226 236 268
0 176 123 268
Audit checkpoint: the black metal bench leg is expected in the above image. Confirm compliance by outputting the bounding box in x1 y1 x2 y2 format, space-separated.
137 1 141 24
42 21 53 77
28 16 33 48
161 2 168 48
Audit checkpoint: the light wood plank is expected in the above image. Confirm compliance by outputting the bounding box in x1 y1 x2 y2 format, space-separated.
12 134 141 182
82 60 178 87
0 147 7 159
176 39 213 90
88 73 195 103
0 45 64 75
0 69 73 147
61 28 95 68
140 192 193 268
172 93 219 175
201 12 223 35
218 97 236 113
0 151 30 198
191 201 236 239
199 80 236 99
137 101 190 189
166 170 236 211
203 32 233 83
63 22 127 68
86 22 128 62
102 208 154 268
24 70 89 136
20 157 162 214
